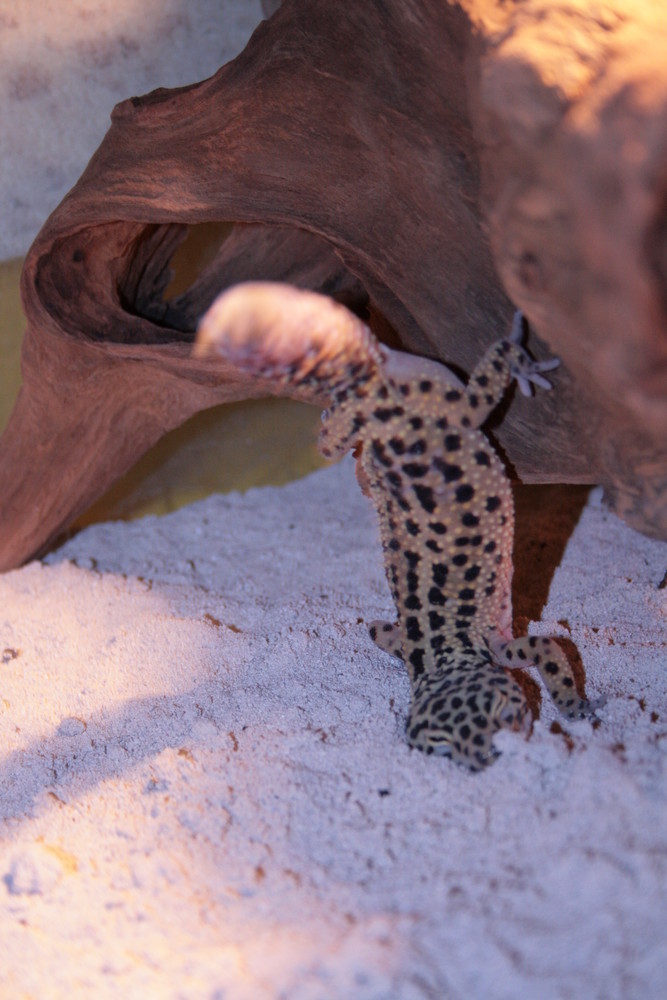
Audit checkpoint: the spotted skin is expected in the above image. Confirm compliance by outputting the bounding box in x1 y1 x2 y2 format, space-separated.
196 283 600 770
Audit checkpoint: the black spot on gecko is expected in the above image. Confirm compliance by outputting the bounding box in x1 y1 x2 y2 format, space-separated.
428 587 447 606
428 522 447 535
393 494 411 513
457 605 477 617
389 437 405 455
464 565 480 581
419 380 433 393
455 484 475 503
474 451 491 466
406 616 423 641
349 361 367 378
445 390 462 402
461 512 480 527
404 551 421 566
428 611 446 630
372 440 393 467
425 539 442 553
475 374 489 387
405 594 422 610
408 439 426 455
485 496 501 512
374 406 405 422
434 458 463 482
444 434 461 451
484 540 497 553
452 553 468 567
413 484 436 513
402 462 429 478
405 520 420 536
432 564 448 587
409 648 425 672
409 417 423 430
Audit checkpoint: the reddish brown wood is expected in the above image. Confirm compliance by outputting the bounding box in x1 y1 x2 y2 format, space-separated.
465 0 667 538
1 0 665 570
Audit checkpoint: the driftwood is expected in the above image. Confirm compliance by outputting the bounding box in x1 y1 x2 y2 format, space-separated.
1 0 666 571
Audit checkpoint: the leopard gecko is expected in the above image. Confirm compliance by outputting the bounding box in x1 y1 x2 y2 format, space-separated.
195 282 599 770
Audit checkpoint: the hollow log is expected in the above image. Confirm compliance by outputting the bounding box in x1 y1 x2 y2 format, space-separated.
1 0 665 571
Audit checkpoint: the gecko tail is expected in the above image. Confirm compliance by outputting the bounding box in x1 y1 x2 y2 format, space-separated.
194 281 382 393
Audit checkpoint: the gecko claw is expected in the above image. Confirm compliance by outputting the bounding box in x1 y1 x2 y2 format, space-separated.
509 309 527 344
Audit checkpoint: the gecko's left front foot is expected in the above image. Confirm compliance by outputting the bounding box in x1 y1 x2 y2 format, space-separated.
506 310 561 397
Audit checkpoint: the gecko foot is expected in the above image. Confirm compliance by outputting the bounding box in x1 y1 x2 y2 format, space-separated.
507 311 560 397
499 635 602 720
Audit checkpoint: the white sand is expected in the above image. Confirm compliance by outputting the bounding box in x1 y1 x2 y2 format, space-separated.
1 457 666 998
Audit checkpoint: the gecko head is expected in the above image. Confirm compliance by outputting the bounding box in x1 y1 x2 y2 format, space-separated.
405 664 529 771
194 281 383 391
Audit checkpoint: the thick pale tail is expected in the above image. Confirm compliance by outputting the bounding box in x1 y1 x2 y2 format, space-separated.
195 282 382 394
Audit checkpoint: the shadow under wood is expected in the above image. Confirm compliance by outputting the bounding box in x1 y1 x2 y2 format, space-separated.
511 483 592 715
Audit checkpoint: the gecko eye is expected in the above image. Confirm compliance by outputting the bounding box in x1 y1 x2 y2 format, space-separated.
490 678 530 733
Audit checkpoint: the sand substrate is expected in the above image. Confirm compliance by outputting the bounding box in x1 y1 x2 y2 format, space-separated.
1 457 666 998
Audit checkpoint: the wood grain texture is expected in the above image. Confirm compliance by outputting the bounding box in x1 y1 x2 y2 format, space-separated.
1 0 665 570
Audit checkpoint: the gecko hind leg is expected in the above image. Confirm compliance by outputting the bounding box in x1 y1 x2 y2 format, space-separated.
498 635 603 718
368 620 404 661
